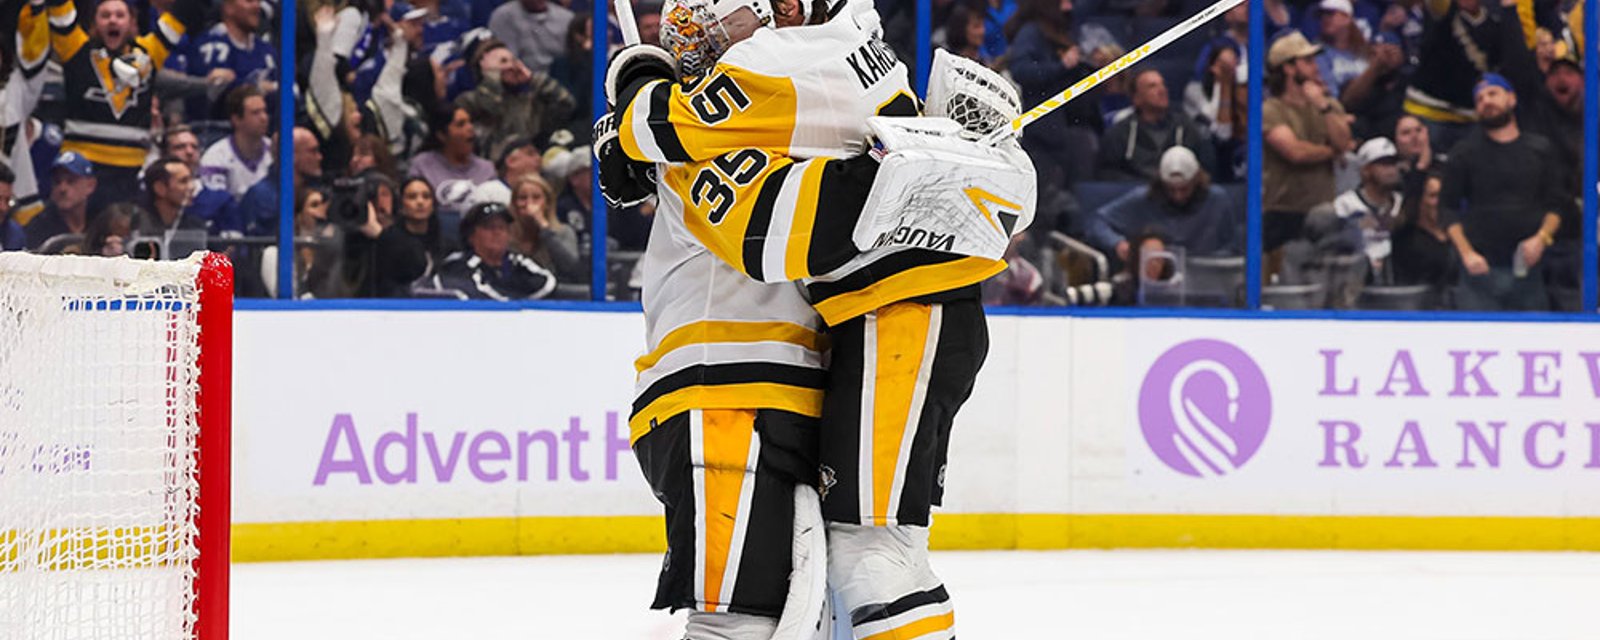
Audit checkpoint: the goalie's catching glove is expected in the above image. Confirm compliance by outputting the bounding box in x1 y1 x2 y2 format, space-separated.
593 112 658 209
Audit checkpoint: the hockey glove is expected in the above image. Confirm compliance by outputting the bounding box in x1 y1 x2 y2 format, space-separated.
594 112 657 209
604 44 677 109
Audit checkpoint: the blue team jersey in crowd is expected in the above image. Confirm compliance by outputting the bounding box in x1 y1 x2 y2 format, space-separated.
183 24 278 119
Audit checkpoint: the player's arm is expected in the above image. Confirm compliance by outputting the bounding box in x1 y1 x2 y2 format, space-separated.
136 11 192 69
664 150 874 283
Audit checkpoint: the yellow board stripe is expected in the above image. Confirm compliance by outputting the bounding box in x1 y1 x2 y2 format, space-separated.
229 514 1600 562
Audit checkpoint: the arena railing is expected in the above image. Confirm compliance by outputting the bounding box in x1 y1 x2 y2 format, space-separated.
265 0 1600 320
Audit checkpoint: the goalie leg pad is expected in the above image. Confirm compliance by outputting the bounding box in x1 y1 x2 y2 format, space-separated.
825 523 954 640
770 485 828 640
633 409 821 618
853 117 1038 262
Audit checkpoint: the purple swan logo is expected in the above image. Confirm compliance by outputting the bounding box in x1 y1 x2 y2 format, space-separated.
1138 339 1272 477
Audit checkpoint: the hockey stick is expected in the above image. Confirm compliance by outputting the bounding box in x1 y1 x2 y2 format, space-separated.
615 0 641 46
981 0 1248 145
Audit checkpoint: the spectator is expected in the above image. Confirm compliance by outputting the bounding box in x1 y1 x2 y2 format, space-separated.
1391 171 1455 294
46 0 193 218
1086 146 1238 262
293 127 324 191
548 13 594 121
1441 74 1563 312
200 86 274 201
1006 0 1100 183
1393 113 1442 207
1184 38 1245 181
1404 0 1509 152
487 0 575 76
162 126 204 170
546 145 593 249
431 202 556 300
84 203 136 257
1262 32 1353 270
944 3 992 66
1197 3 1251 80
509 173 582 283
351 134 400 183
1313 0 1370 99
412 0 467 52
25 152 98 251
375 176 455 297
263 186 347 299
1097 69 1214 181
1332 137 1404 277
1503 28 1584 310
1339 31 1406 140
1110 229 1175 306
455 38 576 160
638 7 662 47
137 157 209 237
498 137 544 187
0 164 22 251
185 0 278 120
408 106 497 216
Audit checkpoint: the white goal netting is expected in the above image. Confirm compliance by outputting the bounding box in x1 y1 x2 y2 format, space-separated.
0 253 208 640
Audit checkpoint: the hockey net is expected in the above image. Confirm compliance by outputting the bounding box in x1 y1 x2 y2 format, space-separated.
0 252 231 640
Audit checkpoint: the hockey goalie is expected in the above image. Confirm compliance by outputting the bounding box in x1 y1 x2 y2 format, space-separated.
594 1 1037 638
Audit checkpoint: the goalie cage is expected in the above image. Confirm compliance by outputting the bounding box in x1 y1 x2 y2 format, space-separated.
0 252 232 640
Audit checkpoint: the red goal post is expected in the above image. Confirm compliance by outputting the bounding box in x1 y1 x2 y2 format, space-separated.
0 251 231 640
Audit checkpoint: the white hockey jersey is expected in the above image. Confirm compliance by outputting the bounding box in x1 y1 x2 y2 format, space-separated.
620 1 1004 328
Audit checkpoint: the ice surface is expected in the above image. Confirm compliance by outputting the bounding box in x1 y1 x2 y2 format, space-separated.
232 550 1600 639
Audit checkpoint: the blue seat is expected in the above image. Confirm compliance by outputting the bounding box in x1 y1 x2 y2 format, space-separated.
1074 181 1143 219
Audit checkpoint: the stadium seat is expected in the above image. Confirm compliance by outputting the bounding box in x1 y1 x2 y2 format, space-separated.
1074 181 1143 220
1358 284 1434 311
1184 254 1245 307
1262 283 1325 310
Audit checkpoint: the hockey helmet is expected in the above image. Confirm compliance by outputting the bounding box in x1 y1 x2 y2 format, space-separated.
659 0 774 79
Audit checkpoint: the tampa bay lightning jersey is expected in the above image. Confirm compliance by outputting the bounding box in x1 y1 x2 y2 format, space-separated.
178 24 278 118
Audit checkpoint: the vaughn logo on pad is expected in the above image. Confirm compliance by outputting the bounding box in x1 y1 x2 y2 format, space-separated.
1138 339 1272 478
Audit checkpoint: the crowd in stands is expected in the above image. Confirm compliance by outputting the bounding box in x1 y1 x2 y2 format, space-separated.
0 0 1588 310
897 0 1586 311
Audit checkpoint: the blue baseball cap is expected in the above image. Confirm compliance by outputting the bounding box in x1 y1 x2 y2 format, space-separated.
389 1 427 22
52 151 93 177
1474 73 1514 99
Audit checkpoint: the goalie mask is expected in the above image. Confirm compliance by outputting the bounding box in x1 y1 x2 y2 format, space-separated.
660 0 774 79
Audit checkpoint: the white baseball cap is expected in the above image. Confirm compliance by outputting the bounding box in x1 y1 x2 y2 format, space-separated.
1355 137 1399 166
1319 0 1353 15
1158 146 1200 184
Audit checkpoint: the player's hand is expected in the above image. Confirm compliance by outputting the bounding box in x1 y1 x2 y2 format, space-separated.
1461 250 1489 276
594 112 657 208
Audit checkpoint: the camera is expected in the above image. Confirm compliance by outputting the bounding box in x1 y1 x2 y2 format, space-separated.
327 175 374 229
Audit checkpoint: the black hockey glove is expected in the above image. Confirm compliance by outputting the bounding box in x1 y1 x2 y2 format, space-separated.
604 45 677 109
593 112 657 209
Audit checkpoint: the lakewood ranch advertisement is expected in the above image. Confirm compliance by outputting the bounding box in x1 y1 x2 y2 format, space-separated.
1117 318 1600 517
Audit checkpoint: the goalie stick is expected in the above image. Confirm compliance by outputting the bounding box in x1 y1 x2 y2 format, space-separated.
615 0 641 46
981 0 1249 145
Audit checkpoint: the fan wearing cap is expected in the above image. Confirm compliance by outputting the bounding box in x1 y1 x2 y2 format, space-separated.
1439 73 1564 311
1310 0 1371 100
1500 16 1584 251
1262 31 1355 268
182 0 278 120
429 202 556 300
1332 137 1404 273
23 152 98 251
1086 146 1238 264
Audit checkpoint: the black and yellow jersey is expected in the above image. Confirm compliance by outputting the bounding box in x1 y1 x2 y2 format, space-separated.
5 0 54 225
619 0 1005 327
41 0 184 168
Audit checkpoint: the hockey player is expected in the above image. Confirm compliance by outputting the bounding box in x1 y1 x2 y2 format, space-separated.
606 3 840 638
3 0 55 226
597 1 1035 638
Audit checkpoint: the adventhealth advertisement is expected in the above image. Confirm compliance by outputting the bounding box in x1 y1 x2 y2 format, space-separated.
1119 319 1600 517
